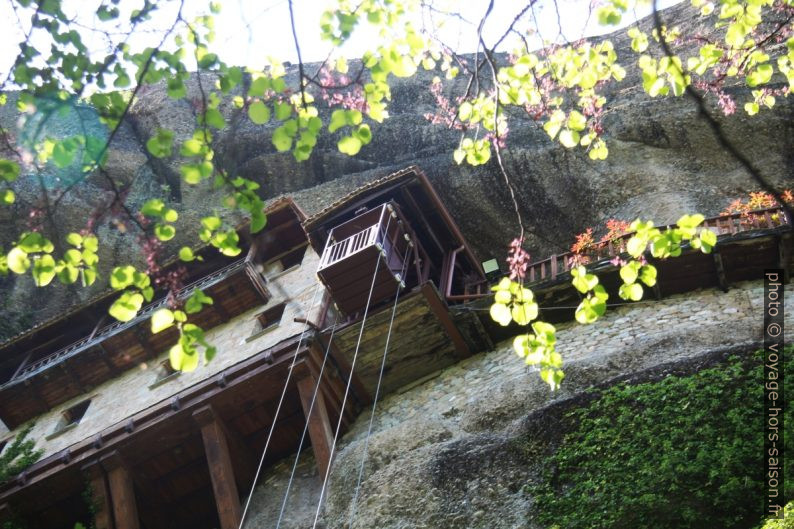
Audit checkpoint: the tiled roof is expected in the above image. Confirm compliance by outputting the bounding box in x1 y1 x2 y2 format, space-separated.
302 165 420 231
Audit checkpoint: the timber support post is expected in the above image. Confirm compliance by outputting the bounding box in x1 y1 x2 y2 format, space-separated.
193 405 243 529
81 461 115 529
296 371 335 477
100 451 140 529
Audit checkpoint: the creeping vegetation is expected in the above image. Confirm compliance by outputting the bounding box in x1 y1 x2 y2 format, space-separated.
529 347 793 529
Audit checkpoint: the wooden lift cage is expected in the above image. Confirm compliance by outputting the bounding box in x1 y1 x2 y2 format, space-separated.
316 202 411 315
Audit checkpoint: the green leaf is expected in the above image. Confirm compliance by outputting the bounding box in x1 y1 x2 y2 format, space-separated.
64 248 82 265
18 232 52 253
494 290 511 304
458 102 473 121
0 159 20 182
677 213 705 230
66 233 82 246
7 247 30 274
83 235 98 252
179 247 195 261
110 265 135 289
250 209 267 233
572 266 599 294
596 5 622 25
638 264 657 287
620 262 639 284
169 342 199 372
185 289 213 314
141 199 165 217
97 5 119 20
328 109 348 132
490 303 512 326
146 129 174 158
248 77 270 96
1 189 13 205
167 77 186 99
338 135 363 155
109 291 144 322
619 282 644 301
559 129 580 148
32 254 56 286
82 268 97 286
52 140 77 168
57 263 79 284
151 308 175 334
354 124 372 145
201 216 222 231
163 209 178 223
272 125 293 151
626 236 646 258
567 111 587 131
512 302 539 325
248 101 270 124
699 228 717 252
204 345 217 364
747 63 774 87
575 298 598 324
205 108 226 129
154 224 175 241
274 102 292 121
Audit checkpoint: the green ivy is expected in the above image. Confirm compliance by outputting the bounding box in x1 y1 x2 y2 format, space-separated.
0 424 42 485
529 347 793 529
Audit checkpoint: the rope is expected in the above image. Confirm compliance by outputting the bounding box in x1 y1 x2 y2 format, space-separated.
275 313 340 529
310 213 394 528
347 242 413 528
238 284 322 529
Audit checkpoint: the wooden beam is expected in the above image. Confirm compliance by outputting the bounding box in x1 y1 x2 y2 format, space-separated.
192 406 243 529
212 299 233 324
95 343 118 375
23 379 49 414
100 451 140 529
295 371 335 477
713 251 730 292
322 339 371 406
132 327 156 358
304 345 356 426
81 462 114 529
60 360 87 393
399 188 445 255
420 282 470 358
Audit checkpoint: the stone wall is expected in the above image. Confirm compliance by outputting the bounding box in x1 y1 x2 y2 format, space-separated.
0 247 324 459
242 279 794 529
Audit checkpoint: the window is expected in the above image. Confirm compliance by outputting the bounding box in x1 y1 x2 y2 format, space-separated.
256 303 286 331
150 359 179 388
48 399 91 439
261 246 306 279
247 302 287 342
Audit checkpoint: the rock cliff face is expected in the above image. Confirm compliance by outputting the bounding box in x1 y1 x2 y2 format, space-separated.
244 280 793 528
1 2 792 336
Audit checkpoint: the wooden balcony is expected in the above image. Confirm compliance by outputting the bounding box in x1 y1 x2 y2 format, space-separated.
317 203 410 315
0 258 270 429
523 206 791 284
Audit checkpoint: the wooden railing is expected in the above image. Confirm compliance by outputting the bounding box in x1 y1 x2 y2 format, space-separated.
318 204 392 272
6 258 250 386
319 223 380 270
525 206 790 283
